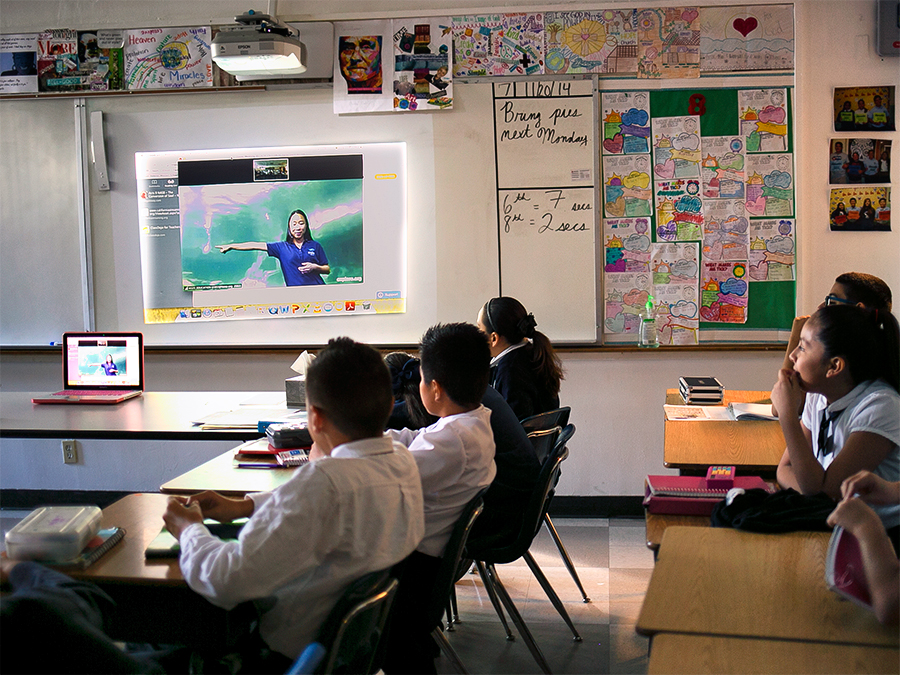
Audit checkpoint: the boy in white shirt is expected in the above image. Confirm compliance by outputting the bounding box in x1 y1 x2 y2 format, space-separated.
384 322 497 675
162 338 424 669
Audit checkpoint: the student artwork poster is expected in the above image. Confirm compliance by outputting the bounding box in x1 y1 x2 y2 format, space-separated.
333 20 392 113
700 135 745 199
700 261 749 323
699 4 794 72
0 33 39 93
451 13 544 77
655 179 702 242
829 138 891 185
745 153 793 217
829 187 891 232
545 10 637 75
702 200 749 262
123 27 212 89
635 7 700 79
603 154 652 217
833 86 895 132
601 91 650 155
738 88 788 152
651 242 700 345
135 143 407 324
749 218 795 281
392 18 453 111
604 272 651 335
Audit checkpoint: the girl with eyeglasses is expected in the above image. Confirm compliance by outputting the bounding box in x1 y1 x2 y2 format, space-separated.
476 297 564 420
772 304 900 549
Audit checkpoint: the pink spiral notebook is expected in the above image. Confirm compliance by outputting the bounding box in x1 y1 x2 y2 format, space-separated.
643 474 774 516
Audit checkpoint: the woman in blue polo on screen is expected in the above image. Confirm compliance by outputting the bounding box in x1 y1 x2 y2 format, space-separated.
216 209 330 286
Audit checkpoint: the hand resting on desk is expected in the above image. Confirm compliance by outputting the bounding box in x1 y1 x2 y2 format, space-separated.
163 492 253 539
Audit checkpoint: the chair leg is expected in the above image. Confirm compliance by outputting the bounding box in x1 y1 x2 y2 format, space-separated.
449 585 460 627
523 551 583 642
543 514 591 602
432 627 469 675
482 562 553 675
473 560 515 641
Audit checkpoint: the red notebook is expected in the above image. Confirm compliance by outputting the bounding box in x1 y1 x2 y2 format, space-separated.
643 474 774 515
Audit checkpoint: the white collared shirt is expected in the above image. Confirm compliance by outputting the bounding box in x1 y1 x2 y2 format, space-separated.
177 435 424 658
803 379 900 528
389 405 496 556
490 339 528 366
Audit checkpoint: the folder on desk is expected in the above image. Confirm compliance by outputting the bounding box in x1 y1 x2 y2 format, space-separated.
825 526 872 609
644 475 774 516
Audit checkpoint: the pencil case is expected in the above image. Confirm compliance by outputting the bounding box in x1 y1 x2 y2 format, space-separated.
5 505 102 562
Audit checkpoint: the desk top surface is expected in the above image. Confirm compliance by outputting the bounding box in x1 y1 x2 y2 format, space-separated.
663 389 785 470
648 634 899 675
0 391 284 440
636 526 898 647
161 449 297 496
69 493 184 587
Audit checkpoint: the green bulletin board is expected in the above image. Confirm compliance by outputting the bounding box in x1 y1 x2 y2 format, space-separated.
602 86 796 342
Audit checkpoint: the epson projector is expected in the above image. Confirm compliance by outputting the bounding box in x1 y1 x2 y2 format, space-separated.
212 11 307 80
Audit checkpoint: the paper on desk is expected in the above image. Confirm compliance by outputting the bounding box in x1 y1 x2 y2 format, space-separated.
664 405 732 421
192 407 307 429
290 351 314 376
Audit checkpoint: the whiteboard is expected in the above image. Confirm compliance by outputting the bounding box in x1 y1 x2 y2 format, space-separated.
493 80 598 341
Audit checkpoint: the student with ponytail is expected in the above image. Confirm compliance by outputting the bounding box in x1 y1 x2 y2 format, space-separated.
772 304 900 545
476 297 564 420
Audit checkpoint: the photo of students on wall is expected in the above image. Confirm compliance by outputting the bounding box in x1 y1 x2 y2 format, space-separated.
833 86 895 132
829 186 891 231
829 139 891 185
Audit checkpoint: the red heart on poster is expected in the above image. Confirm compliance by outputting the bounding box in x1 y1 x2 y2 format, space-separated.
733 17 758 37
603 134 624 154
700 304 721 322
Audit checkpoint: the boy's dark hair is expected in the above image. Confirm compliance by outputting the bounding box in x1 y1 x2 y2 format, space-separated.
306 337 393 439
835 272 893 311
419 323 490 408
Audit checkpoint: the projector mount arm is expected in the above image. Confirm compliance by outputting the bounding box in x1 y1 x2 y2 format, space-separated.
233 10 295 38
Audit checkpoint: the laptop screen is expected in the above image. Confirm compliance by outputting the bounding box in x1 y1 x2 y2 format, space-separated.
63 332 144 389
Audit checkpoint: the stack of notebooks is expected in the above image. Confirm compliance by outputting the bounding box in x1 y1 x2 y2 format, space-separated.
233 438 309 467
644 472 774 515
679 376 724 405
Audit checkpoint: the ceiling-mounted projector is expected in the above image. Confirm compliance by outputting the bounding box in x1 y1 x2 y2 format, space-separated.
212 10 307 79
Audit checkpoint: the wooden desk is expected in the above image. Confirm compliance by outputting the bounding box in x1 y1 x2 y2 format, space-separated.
644 510 707 553
0 391 286 441
648 634 899 675
636 527 898 647
67 493 255 646
664 389 784 473
161 449 298 496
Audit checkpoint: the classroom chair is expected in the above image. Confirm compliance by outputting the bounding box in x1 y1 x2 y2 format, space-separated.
286 569 399 675
464 424 581 675
520 412 591 604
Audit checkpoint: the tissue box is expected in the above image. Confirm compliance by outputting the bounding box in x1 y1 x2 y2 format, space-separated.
285 376 306 409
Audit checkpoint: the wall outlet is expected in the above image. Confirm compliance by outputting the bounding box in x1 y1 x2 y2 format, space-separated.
62 440 78 464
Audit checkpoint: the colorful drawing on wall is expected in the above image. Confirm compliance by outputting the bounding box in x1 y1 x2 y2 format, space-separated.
392 17 453 111
829 138 892 184
604 218 652 273
651 242 700 345
652 115 702 179
700 135 746 199
700 4 794 71
603 154 652 217
603 271 651 335
37 28 123 92
451 13 543 76
745 153 793 216
749 218 795 281
635 7 700 79
123 27 212 89
829 186 891 231
601 91 650 155
700 261 748 323
833 86 895 132
655 178 702 242
738 88 787 152
544 10 637 74
702 200 749 262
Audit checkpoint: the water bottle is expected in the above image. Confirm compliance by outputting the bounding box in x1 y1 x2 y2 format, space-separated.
640 297 659 348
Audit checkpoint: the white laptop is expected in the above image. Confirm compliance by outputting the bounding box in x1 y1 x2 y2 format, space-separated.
32 332 144 404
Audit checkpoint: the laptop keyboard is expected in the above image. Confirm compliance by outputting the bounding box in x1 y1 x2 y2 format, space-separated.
54 390 135 397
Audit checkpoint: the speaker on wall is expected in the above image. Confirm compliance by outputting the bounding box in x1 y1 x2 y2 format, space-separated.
876 0 900 57
90 110 110 191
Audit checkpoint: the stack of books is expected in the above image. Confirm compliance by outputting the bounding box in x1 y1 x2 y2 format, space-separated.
679 376 724 404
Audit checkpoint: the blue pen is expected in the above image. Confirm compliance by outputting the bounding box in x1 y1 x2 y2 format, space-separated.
237 462 280 469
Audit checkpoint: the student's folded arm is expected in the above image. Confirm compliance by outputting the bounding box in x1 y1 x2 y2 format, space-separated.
818 431 894 500
777 415 823 493
178 470 341 609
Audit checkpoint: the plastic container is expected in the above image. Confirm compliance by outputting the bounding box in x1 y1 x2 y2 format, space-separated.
5 505 102 562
